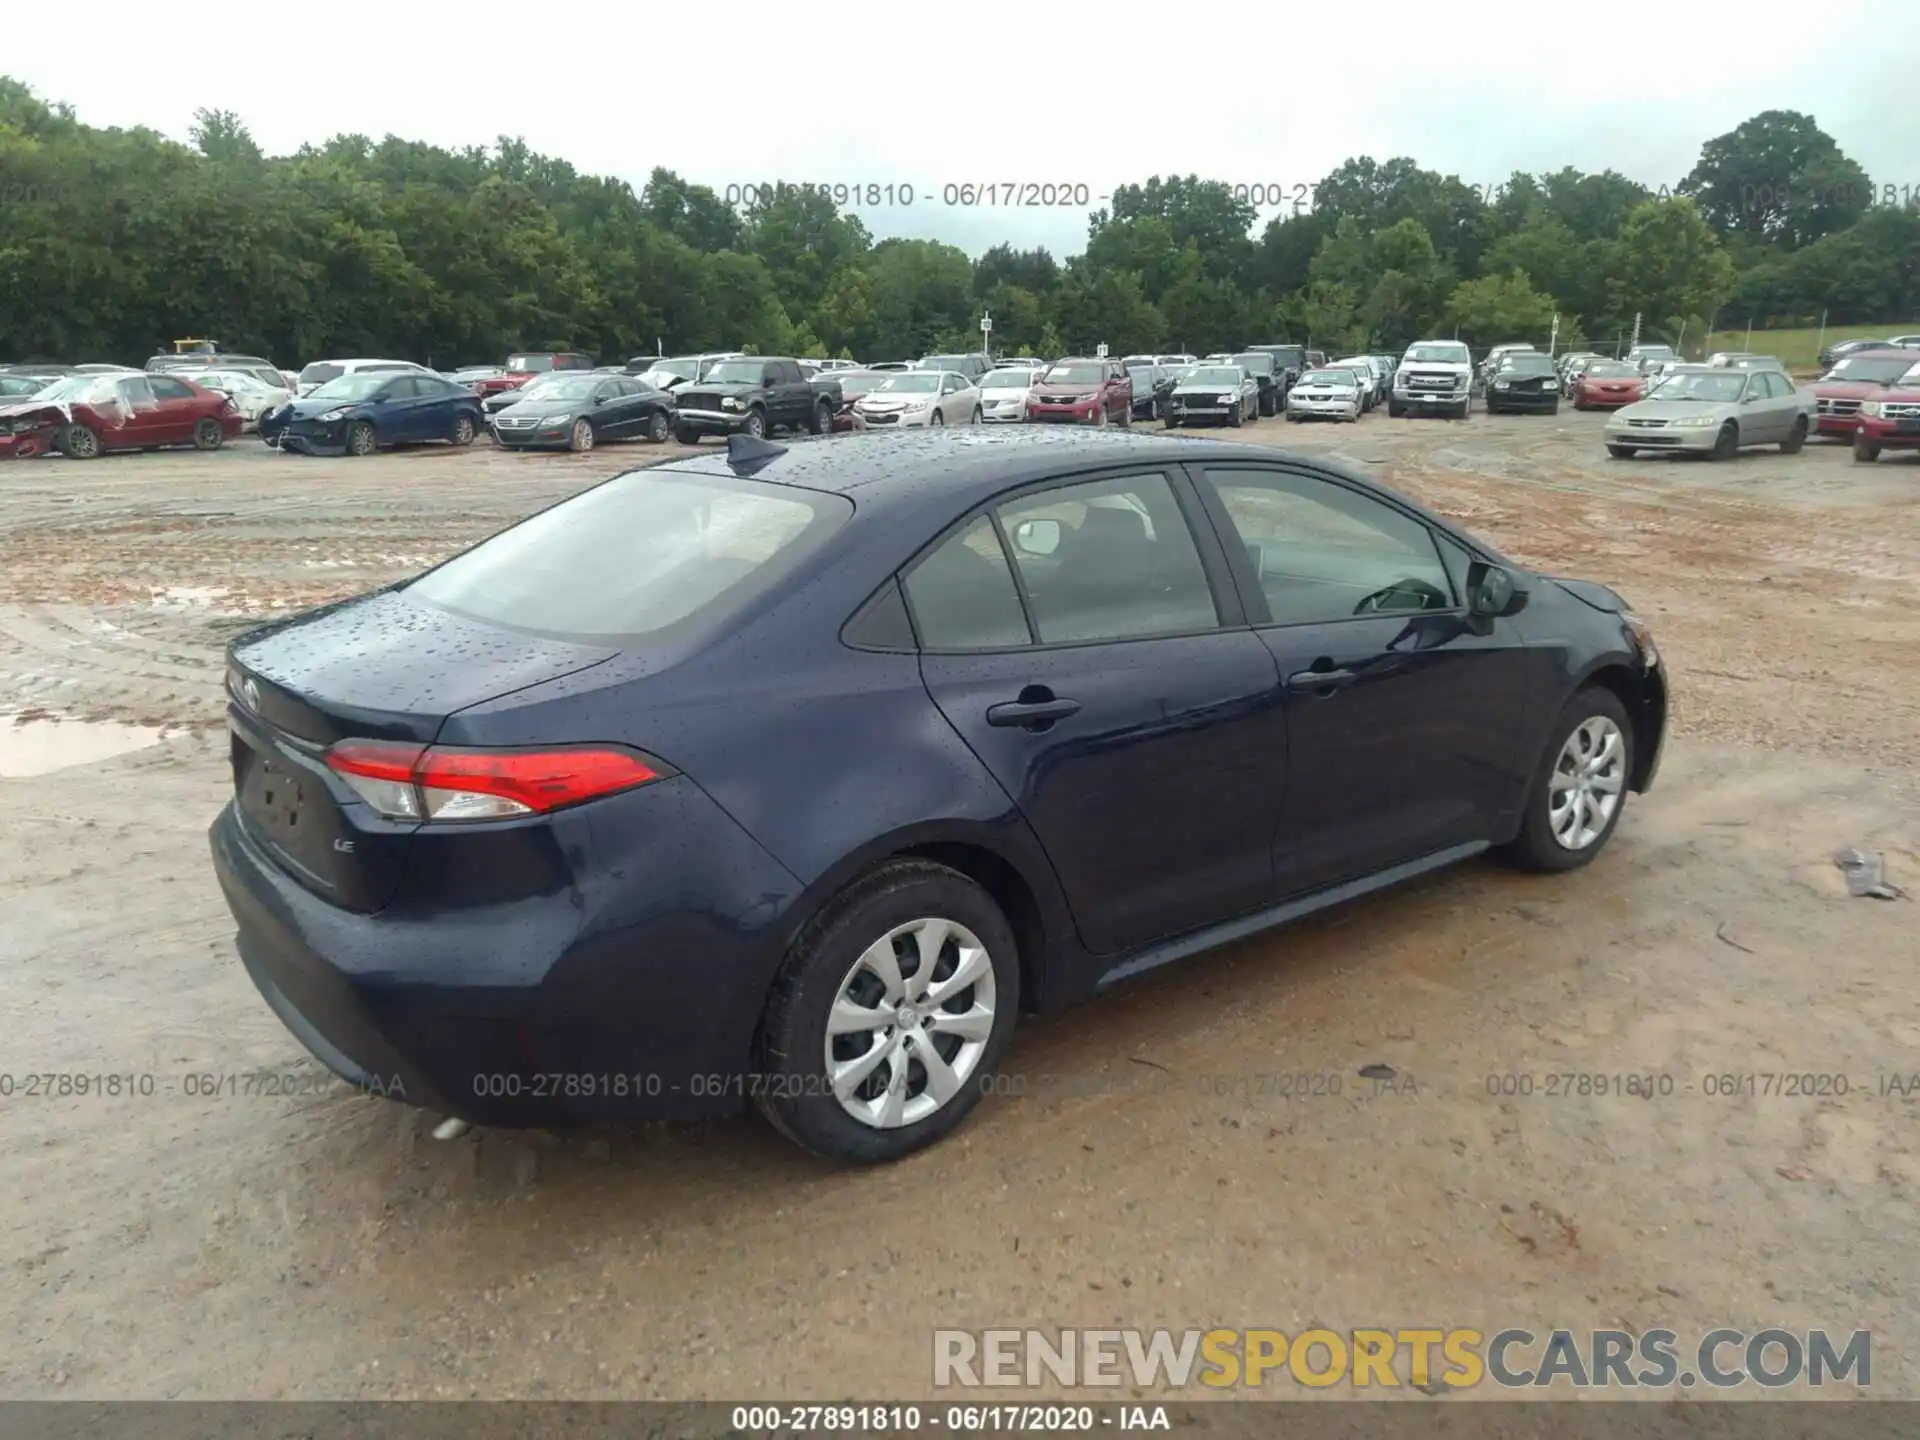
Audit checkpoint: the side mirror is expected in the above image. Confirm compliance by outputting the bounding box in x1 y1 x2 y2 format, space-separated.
594 394 609 405
1012 518 1062 557
1467 562 1528 618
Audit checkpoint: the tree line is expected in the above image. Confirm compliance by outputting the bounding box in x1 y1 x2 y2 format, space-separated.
1 78 1913 369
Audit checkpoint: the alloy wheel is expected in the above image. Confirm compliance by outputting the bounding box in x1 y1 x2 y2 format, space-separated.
1548 716 1625 851
824 917 997 1130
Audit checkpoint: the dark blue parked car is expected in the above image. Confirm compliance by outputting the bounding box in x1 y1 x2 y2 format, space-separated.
261 371 483 455
210 428 1667 1163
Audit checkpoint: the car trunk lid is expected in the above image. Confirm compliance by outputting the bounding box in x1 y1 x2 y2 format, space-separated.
225 589 617 909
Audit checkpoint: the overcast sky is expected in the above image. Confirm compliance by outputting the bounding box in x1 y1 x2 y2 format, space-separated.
10 9 1917 258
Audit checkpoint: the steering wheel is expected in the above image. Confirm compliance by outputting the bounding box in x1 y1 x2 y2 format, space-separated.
1353 578 1449 615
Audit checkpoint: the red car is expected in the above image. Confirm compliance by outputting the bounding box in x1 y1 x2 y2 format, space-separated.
0 372 243 459
1812 348 1920 440
470 351 595 401
1026 357 1133 425
1851 376 1920 462
1570 361 1646 410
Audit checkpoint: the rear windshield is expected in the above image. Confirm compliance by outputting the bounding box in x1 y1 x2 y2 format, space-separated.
298 362 344 387
506 354 557 373
406 470 851 642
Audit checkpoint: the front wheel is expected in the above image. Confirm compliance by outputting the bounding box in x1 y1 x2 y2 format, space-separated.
193 418 225 451
1499 687 1634 874
753 860 1021 1162
1853 434 1880 462
345 421 377 457
1163 416 1181 429
1780 417 1807 454
743 407 767 439
568 417 594 452
1387 399 1404 419
674 425 701 446
1709 421 1738 461
59 424 101 460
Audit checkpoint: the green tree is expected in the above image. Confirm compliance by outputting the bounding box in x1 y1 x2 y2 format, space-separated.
1443 271 1557 348
1603 197 1736 335
1678 110 1871 248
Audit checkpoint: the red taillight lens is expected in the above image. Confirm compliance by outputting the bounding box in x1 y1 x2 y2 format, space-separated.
325 741 664 823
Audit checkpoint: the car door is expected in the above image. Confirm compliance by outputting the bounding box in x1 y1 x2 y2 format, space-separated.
373 375 427 441
908 468 1285 958
934 372 960 423
1190 459 1534 898
594 378 639 439
1759 370 1796 440
143 374 204 444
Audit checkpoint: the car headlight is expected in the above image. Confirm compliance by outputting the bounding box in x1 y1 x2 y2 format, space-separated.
1860 401 1883 418
541 415 569 428
1494 379 1510 389
317 408 348 423
1622 610 1658 668
720 397 743 410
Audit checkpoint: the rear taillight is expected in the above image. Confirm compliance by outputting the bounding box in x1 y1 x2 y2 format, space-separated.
326 740 668 822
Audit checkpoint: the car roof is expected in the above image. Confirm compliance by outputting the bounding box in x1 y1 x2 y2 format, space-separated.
655 428 1280 501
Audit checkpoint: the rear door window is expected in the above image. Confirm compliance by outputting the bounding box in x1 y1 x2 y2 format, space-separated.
902 517 1031 651
407 470 851 642
995 474 1219 644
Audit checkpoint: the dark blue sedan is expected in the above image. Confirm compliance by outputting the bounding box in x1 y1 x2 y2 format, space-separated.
209 429 1667 1163
261 371 483 455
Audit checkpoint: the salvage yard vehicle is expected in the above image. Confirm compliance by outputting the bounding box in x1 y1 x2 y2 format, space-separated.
1228 351 1284 416
673 357 838 442
1625 343 1676 376
977 365 1044 424
1389 340 1474 418
209 426 1668 1163
1331 356 1383 410
1242 343 1307 396
294 358 429 397
914 352 992 382
629 354 743 392
1484 351 1562 414
0 372 242 459
1850 368 1920 461
1126 362 1176 421
1569 360 1646 409
1810 349 1920 439
196 369 294 430
490 373 677 451
1283 367 1363 423
1166 363 1258 426
468 351 595 404
851 371 982 429
261 371 483 456
1027 358 1132 426
1603 365 1810 460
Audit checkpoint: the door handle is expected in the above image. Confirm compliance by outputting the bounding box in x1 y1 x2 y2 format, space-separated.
987 697 1081 728
1286 666 1357 694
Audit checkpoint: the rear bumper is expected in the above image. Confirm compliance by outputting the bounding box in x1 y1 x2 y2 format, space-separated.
208 775 807 1126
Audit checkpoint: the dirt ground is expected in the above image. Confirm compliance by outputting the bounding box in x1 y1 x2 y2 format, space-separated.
1 411 1916 1402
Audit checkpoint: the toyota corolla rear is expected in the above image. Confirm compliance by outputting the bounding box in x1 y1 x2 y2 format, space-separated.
209 467 849 1125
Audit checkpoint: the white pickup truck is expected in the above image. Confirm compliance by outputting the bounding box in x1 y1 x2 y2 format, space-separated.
1389 339 1475 419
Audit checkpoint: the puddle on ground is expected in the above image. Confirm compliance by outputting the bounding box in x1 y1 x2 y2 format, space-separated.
0 714 174 778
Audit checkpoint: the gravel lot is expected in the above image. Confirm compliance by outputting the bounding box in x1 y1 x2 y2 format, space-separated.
2 412 1916 1401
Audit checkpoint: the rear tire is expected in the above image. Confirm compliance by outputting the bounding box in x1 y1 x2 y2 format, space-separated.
646 410 671 443
753 860 1020 1163
192 418 224 451
450 413 476 447
1499 687 1634 874
809 398 831 436
1780 417 1807 454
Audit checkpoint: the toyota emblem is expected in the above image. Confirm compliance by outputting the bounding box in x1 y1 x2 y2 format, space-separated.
242 678 260 711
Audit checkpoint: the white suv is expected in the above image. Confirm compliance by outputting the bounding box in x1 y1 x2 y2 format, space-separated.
1390 340 1474 419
